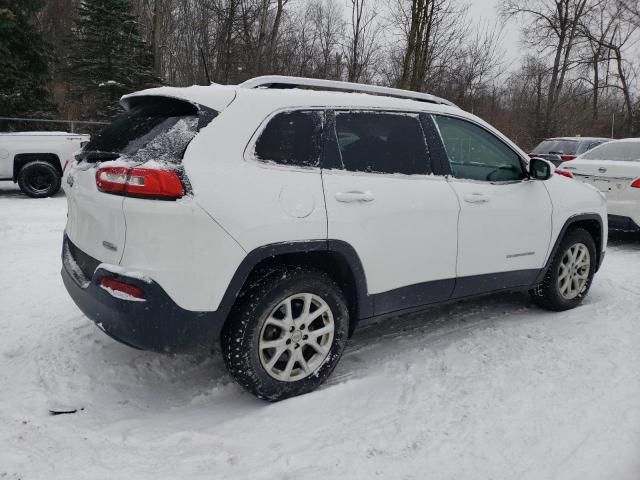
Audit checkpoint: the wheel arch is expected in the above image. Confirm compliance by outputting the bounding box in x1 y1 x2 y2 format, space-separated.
13 153 62 181
217 240 372 336
536 213 604 284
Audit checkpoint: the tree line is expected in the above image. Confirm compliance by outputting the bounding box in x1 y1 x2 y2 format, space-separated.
3 0 640 149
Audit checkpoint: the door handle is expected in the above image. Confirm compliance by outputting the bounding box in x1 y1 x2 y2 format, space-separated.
463 193 490 204
335 191 375 203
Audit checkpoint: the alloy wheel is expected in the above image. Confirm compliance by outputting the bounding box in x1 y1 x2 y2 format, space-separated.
259 293 335 382
557 243 591 300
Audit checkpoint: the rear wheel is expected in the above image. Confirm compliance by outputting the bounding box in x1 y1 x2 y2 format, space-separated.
531 228 597 311
17 161 61 198
221 266 349 401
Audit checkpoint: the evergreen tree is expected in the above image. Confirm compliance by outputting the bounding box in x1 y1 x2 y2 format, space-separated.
68 0 159 120
0 0 56 120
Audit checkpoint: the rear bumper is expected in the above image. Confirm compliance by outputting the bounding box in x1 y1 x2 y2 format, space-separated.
61 235 225 353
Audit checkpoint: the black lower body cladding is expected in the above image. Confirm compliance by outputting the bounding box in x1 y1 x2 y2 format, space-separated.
61 235 223 353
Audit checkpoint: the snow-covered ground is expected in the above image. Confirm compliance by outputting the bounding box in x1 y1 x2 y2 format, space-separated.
1 182 639 480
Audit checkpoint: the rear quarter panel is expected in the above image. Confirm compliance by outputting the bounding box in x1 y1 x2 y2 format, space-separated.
183 91 329 253
120 196 246 312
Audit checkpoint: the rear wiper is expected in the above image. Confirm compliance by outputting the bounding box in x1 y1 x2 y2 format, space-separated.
76 151 120 161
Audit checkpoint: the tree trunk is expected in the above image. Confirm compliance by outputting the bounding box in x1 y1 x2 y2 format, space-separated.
266 0 285 72
613 46 633 135
151 0 162 78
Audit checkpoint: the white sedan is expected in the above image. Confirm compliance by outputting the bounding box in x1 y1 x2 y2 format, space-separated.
560 138 640 231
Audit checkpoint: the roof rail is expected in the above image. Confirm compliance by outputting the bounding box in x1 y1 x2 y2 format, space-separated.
238 75 457 107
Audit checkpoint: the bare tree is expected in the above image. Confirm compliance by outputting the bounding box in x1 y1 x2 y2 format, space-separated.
344 0 380 83
582 1 638 134
394 0 469 92
310 0 345 79
502 0 593 137
447 21 504 112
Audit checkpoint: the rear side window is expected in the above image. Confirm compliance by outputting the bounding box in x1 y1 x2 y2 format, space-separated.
434 115 524 182
580 142 640 161
334 111 430 175
254 110 323 167
81 97 216 164
532 139 579 155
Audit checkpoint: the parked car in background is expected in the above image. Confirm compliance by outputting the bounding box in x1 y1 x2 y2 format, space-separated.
61 76 607 401
0 132 89 197
529 137 610 166
560 138 640 232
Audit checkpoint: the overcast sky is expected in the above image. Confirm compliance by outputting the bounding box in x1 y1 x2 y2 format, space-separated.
467 0 522 68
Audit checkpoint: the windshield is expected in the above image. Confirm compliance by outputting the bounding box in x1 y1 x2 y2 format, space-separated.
532 139 579 155
80 97 217 163
580 142 640 161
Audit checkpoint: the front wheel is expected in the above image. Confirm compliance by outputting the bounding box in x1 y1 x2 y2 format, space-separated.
17 161 61 198
221 266 350 401
531 228 597 311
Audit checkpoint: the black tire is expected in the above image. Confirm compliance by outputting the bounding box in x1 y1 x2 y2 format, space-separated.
221 265 350 401
17 161 61 198
531 228 597 311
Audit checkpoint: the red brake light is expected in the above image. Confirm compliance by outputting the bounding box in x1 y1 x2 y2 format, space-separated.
100 276 145 300
96 166 184 199
528 153 536 158
631 178 640 188
555 168 574 178
560 155 576 161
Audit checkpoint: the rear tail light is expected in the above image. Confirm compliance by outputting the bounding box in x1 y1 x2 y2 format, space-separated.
555 168 574 179
100 276 145 301
560 155 576 161
631 178 640 188
96 166 184 199
528 153 536 158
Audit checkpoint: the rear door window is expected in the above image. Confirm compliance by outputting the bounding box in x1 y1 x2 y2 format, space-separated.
333 111 431 175
81 97 216 164
254 110 323 167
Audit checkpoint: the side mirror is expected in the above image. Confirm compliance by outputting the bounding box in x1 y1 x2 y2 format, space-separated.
529 157 553 180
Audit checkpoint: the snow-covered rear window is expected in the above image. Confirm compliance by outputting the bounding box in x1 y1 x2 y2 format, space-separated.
334 111 431 175
254 110 323 167
80 97 217 163
580 142 640 161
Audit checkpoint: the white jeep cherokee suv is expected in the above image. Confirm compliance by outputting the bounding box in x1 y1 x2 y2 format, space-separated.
61 76 607 400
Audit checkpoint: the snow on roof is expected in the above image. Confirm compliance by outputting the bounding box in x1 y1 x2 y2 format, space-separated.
120 81 459 116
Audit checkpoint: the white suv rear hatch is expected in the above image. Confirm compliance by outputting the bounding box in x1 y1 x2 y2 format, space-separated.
63 94 225 266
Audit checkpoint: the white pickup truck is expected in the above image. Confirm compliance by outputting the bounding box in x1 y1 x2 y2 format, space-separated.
0 132 89 197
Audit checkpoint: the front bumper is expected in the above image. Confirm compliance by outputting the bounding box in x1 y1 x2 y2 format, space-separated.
61 235 224 353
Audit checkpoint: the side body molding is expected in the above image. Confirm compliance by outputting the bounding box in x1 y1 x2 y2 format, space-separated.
217 213 604 333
